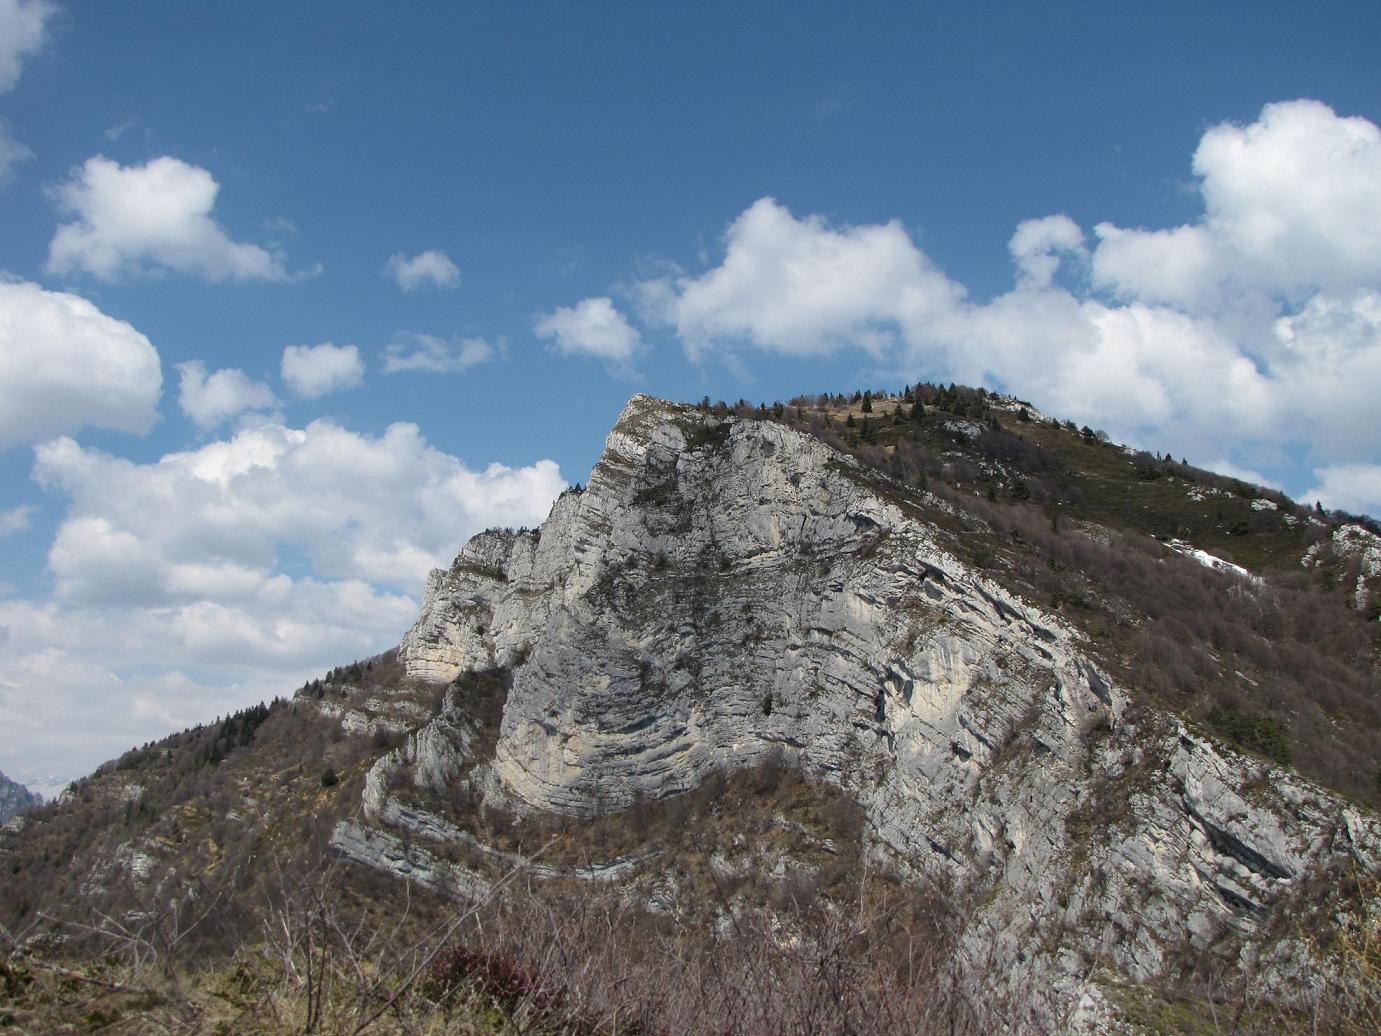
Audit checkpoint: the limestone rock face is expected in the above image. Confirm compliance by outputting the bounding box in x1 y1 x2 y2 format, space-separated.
1305 523 1381 615
382 395 1377 1026
0 770 38 825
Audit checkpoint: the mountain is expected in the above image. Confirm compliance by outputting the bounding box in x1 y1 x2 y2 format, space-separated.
2 391 1378 1034
0 770 38 825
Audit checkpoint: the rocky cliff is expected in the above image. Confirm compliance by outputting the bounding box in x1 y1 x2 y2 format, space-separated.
339 394 1377 1030
0 769 38 825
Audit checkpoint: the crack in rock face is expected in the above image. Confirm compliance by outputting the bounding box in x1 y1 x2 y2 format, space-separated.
375 394 1379 1030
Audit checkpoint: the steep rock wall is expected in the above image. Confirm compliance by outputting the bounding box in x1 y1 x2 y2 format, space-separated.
375 395 1377 1027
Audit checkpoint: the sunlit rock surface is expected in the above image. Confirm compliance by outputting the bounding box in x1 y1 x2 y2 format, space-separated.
343 394 1380 1029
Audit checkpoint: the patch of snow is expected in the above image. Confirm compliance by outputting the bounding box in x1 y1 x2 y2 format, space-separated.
1251 499 1278 511
1166 540 1262 585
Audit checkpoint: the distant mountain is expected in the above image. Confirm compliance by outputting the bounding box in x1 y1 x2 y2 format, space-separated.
2 389 1377 1034
0 769 38 823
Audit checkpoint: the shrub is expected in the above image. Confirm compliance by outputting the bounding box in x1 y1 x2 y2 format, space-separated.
1205 704 1291 764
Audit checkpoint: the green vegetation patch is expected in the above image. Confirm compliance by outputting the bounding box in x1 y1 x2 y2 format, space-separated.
1204 703 1292 764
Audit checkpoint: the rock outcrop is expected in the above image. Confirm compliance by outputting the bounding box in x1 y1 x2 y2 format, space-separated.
0 770 38 825
1306 523 1381 616
340 395 1377 1029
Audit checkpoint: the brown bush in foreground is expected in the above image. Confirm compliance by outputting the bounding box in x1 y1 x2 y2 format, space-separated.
6 855 1378 1035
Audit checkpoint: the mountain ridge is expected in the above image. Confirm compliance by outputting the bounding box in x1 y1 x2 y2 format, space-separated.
3 389 1378 1034
345 392 1378 1028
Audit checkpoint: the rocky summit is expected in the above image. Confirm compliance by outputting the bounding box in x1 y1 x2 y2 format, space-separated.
331 394 1379 1029
4 391 1378 1034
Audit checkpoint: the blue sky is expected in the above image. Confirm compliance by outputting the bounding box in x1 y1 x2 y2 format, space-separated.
2 0 1380 792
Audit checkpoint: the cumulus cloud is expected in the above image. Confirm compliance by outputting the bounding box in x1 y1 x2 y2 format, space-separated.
1009 214 1086 289
638 101 1381 508
1092 99 1381 308
281 342 364 398
535 296 641 364
1204 460 1283 492
0 418 566 784
1304 464 1381 517
0 583 420 789
0 120 31 185
381 332 494 373
32 419 565 597
46 156 300 282
0 504 33 538
0 0 52 94
1090 223 1218 310
646 198 960 359
176 361 278 430
385 249 461 291
0 280 163 451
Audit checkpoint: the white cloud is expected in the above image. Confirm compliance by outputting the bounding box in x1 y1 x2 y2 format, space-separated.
649 198 961 359
0 280 163 451
1268 291 1381 461
0 0 52 94
0 418 566 785
1091 222 1218 309
0 583 419 789
0 120 32 185
32 419 565 597
1203 460 1283 491
281 342 364 398
1092 100 1381 308
1195 100 1381 296
385 249 461 291
177 361 278 430
0 504 34 538
47 156 299 282
382 332 494 373
1009 214 1086 289
638 102 1381 505
1304 464 1381 517
535 296 642 364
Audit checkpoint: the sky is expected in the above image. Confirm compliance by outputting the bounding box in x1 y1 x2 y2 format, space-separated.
2 1 1381 794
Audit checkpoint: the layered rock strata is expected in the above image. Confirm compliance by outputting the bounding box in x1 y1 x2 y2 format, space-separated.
339 395 1376 1029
